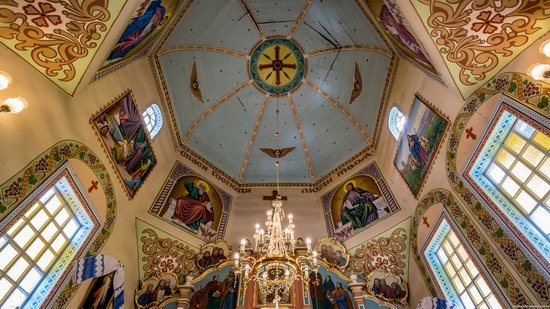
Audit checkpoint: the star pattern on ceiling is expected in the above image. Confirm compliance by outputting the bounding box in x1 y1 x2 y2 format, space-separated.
151 0 398 185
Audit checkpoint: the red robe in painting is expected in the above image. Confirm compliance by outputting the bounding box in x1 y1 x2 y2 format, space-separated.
171 180 214 230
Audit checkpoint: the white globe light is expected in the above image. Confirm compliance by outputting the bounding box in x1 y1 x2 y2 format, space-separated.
540 39 550 58
0 71 12 91
2 97 28 113
528 63 550 81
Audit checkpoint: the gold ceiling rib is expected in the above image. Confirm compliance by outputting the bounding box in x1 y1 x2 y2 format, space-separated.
182 80 253 144
302 79 372 145
305 45 392 58
158 44 249 59
288 0 315 38
239 0 265 40
239 94 270 182
287 94 316 182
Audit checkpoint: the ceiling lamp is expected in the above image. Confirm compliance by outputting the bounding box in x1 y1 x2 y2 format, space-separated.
527 63 550 81
233 99 318 308
0 71 12 91
1 97 28 113
540 39 550 58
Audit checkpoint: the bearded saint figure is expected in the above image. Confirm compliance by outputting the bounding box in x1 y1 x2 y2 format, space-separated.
340 183 380 230
171 180 214 231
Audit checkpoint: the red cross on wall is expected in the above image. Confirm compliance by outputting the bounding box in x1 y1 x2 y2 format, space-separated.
466 127 477 140
88 180 98 193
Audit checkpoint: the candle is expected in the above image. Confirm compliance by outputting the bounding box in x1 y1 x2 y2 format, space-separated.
288 214 293 224
267 210 272 220
255 223 260 234
306 238 311 251
240 239 246 252
234 253 239 266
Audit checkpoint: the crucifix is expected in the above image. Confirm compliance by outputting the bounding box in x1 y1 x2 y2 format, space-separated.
422 216 430 228
465 127 477 140
259 46 296 85
88 180 99 193
263 190 287 201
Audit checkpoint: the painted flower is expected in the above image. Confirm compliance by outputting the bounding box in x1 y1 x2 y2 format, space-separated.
23 2 62 28
160 258 175 272
471 11 505 34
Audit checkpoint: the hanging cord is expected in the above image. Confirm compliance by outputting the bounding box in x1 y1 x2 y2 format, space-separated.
275 97 280 195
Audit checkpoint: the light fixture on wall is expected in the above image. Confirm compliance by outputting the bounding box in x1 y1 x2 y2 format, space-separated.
527 40 550 82
1 97 28 113
0 71 12 91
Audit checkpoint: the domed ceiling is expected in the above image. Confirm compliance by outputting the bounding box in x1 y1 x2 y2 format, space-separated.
155 0 397 185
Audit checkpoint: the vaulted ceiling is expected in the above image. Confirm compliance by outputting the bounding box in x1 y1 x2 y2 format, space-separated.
156 0 396 185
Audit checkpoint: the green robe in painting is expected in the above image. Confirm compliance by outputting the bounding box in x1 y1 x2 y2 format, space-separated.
340 187 377 230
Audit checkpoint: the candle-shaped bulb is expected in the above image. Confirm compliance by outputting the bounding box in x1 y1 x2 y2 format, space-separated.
312 251 317 258
255 223 260 230
240 239 246 252
260 229 265 235
234 252 240 260
288 214 293 221
234 253 239 266
306 238 312 251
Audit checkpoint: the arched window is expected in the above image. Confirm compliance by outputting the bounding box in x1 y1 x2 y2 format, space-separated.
423 213 503 308
462 97 550 267
142 103 163 139
388 106 406 140
0 164 100 308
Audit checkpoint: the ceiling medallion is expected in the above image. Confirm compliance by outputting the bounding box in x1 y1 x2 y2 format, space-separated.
249 37 306 95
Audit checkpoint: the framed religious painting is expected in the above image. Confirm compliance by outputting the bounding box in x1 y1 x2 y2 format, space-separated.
321 162 400 241
196 239 233 271
393 94 449 197
80 272 115 309
366 269 408 305
91 90 157 198
95 0 182 79
315 237 350 271
149 161 232 242
135 272 178 308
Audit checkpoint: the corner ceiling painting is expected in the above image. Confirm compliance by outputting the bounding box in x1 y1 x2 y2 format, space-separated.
95 0 181 79
411 0 550 98
0 0 126 95
367 0 438 76
155 0 397 185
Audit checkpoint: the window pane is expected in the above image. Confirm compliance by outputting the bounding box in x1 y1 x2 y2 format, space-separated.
30 209 48 230
530 207 550 235
7 257 30 280
522 145 544 167
496 149 515 169
459 268 472 285
0 277 13 301
14 225 35 248
20 267 42 293
24 203 40 218
451 254 462 270
0 244 18 270
449 232 460 247
469 285 483 304
453 276 465 293
55 208 70 226
487 295 502 309
466 260 479 277
443 240 453 255
515 191 537 214
540 158 550 179
526 175 549 199
505 133 527 154
457 246 469 262
7 218 24 236
27 237 46 260
4 288 26 309
42 222 58 242
514 119 536 139
445 262 456 277
51 234 67 253
0 235 7 248
437 247 448 263
533 131 550 150
460 291 475 309
476 277 492 297
36 249 55 271
486 163 505 184
511 161 531 182
501 176 520 196
45 195 61 214
39 188 55 204
63 219 79 239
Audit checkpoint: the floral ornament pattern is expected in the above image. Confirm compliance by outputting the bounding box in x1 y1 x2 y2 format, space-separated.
23 2 62 27
140 228 198 279
444 72 550 304
411 0 550 98
0 0 125 94
0 140 117 308
350 228 408 278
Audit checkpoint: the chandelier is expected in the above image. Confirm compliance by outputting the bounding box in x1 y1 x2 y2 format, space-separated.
233 98 319 307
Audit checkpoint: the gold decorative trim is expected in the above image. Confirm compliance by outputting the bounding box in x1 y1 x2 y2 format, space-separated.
182 80 253 144
239 94 270 182
158 44 248 59
288 0 314 38
239 0 265 40
303 79 371 144
305 45 392 58
287 94 316 181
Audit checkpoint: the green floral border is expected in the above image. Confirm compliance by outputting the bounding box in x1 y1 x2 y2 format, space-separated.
446 72 549 304
0 140 116 308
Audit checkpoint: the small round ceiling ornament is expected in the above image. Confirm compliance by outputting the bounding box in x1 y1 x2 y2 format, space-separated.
249 37 306 95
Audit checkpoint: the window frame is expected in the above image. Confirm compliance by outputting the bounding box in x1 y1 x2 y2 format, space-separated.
461 96 550 274
421 210 507 308
0 163 102 308
142 103 163 139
